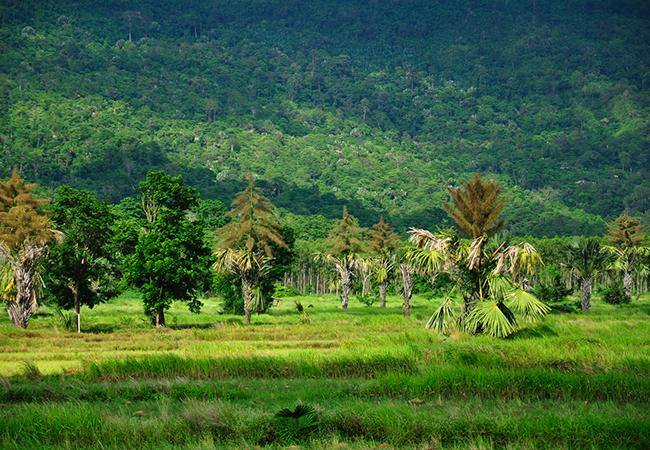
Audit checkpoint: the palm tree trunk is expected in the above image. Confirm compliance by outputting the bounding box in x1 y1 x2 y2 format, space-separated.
623 270 633 298
242 280 253 323
379 281 387 307
7 301 30 328
340 267 351 309
362 276 371 296
7 257 40 328
400 263 412 316
581 278 592 310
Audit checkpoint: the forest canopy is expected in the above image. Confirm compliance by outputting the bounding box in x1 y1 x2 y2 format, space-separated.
0 0 648 235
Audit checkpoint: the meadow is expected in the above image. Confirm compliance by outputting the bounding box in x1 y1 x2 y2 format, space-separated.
1 292 649 449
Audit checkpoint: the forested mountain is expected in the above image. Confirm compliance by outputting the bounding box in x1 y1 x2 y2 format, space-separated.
1 0 648 235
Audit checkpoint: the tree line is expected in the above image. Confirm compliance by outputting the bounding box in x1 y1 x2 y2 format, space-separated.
0 170 647 337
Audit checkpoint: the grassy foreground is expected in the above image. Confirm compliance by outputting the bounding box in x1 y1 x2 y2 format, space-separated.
1 293 649 448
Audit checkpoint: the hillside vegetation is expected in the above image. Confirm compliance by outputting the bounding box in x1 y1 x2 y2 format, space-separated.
1 0 649 234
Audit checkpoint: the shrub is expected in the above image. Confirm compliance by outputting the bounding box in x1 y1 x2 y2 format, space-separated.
601 283 631 305
533 265 573 302
273 282 299 297
55 308 76 331
355 294 377 307
272 403 320 444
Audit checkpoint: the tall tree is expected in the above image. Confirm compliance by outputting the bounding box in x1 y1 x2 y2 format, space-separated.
606 213 648 297
316 207 365 309
0 170 61 328
45 186 119 333
128 172 212 326
213 177 288 324
564 238 610 310
407 176 548 337
368 217 399 307
445 173 505 239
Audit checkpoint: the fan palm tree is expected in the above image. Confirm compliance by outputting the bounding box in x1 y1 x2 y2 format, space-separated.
368 217 399 307
407 174 548 337
408 229 549 337
213 176 286 323
314 252 357 309
605 213 648 297
564 238 610 310
213 248 270 324
0 170 62 328
317 207 365 309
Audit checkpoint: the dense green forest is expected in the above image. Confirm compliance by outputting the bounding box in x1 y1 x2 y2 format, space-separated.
0 0 649 234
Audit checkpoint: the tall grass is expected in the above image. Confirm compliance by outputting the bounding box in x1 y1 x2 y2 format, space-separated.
0 293 648 448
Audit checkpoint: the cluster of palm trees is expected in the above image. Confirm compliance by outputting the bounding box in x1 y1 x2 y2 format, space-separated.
563 214 648 310
1 168 646 337
312 174 647 338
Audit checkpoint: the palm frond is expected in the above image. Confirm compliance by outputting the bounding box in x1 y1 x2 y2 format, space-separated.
464 301 516 338
273 403 319 444
425 294 458 334
506 289 550 322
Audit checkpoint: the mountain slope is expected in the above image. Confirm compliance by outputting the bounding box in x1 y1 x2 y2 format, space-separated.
0 0 648 234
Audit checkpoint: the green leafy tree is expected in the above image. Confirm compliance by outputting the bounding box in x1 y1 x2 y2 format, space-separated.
45 186 120 333
368 216 399 307
605 213 648 297
0 170 62 328
564 238 611 311
213 177 288 324
316 207 365 309
128 172 212 326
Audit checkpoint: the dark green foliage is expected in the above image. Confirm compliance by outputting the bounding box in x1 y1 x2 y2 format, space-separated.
128 172 212 325
533 265 573 303
601 283 632 305
45 186 120 330
3 1 643 235
272 404 320 444
213 272 243 314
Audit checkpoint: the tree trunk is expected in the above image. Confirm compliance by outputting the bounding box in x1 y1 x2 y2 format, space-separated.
580 278 592 310
7 301 30 328
7 250 42 328
379 282 387 308
623 270 633 298
339 266 351 309
400 263 412 316
362 276 371 297
73 289 81 333
242 281 253 324
155 305 166 327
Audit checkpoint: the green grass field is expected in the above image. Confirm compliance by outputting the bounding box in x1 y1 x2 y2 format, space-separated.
1 293 649 449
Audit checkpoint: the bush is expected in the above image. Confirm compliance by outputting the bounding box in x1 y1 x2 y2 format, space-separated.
355 294 377 307
273 282 300 297
533 266 573 302
601 283 631 305
271 404 320 444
